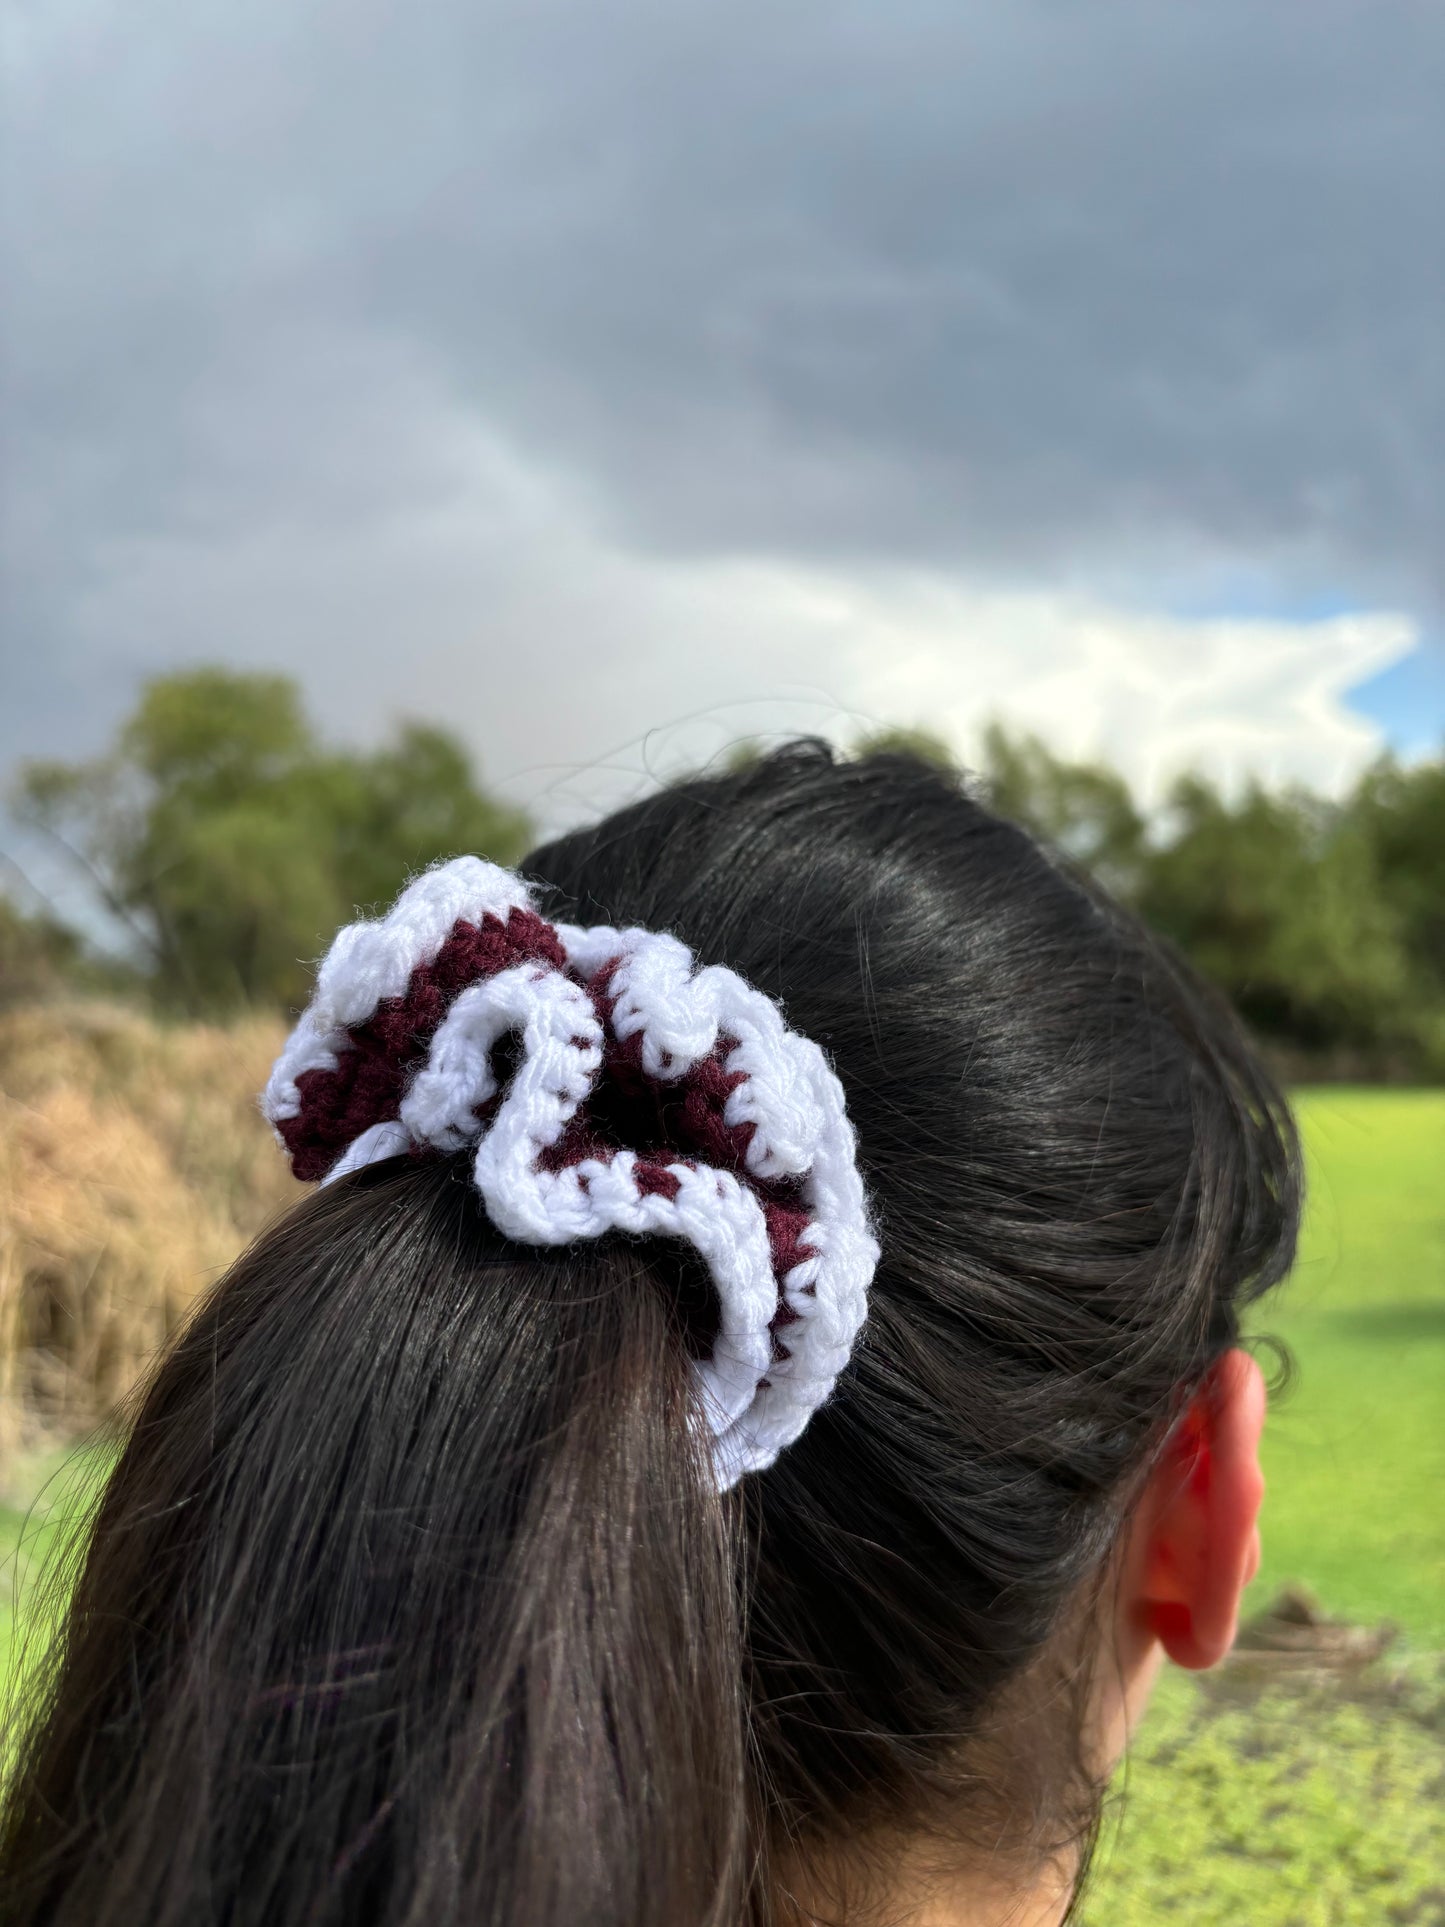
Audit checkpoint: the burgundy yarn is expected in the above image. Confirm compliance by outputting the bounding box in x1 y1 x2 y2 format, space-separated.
762 1199 817 1286
278 907 565 1181
279 911 819 1305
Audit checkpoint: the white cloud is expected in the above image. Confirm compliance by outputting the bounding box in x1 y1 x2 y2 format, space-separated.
814 578 1415 806
38 360 1414 836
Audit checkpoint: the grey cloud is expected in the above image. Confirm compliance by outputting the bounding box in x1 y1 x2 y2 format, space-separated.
348 0 1445 592
3 0 1442 779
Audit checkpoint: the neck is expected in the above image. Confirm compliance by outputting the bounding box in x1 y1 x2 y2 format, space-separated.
777 1835 1078 1927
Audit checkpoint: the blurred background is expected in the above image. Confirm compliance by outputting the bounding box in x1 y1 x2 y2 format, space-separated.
2 4 1442 1920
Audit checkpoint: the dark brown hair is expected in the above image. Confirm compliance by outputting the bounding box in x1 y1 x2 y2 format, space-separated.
0 743 1299 1925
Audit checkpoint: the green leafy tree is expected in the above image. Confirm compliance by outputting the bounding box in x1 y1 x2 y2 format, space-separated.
977 723 1149 901
973 726 1443 1073
0 894 136 1007
1351 753 1445 986
14 669 532 1012
1349 751 1445 1072
1137 775 1413 1054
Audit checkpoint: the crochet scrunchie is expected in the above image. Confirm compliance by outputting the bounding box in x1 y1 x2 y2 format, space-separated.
261 857 880 1489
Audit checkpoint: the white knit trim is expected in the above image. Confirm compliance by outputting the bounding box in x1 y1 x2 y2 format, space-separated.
317 857 533 1030
400 966 604 1161
324 1118 414 1184
262 857 538 1125
266 856 881 1488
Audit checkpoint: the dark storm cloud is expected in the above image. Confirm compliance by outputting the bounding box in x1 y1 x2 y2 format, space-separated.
358 0 1444 595
3 0 1442 779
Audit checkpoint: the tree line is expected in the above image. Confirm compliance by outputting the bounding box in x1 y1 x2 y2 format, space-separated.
4 669 1442 1078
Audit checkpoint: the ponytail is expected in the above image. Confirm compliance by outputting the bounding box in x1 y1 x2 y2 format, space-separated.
2 1158 753 1926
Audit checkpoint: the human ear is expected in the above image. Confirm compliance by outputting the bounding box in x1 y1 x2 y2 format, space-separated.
1132 1348 1267 1671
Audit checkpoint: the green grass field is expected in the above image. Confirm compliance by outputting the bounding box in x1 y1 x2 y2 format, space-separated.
1087 1657 1445 1925
1087 1087 1445 1924
3 1088 1443 1921
1247 1088 1445 1643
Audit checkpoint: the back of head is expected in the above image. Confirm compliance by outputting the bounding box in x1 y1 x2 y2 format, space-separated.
0 743 1299 1927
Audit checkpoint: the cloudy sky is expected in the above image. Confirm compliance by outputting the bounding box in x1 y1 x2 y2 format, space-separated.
3 0 1443 851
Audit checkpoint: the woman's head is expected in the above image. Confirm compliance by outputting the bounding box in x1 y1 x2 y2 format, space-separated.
1 742 1299 1927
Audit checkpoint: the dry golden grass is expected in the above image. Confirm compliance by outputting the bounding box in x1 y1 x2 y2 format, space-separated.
0 1001 298 1462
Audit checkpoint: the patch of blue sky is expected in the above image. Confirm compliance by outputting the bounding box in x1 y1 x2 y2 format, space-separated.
1347 643 1445 758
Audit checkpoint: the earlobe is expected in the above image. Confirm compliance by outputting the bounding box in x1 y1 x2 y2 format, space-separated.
1137 1348 1267 1671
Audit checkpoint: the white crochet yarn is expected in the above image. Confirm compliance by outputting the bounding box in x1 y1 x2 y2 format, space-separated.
261 857 881 1488
262 857 534 1125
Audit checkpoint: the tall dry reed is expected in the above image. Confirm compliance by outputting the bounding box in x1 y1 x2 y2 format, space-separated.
0 1002 298 1464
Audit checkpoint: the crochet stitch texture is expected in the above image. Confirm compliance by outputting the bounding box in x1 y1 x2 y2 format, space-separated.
261 857 880 1489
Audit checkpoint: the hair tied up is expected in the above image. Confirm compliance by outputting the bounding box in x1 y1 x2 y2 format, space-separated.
260 855 881 1488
